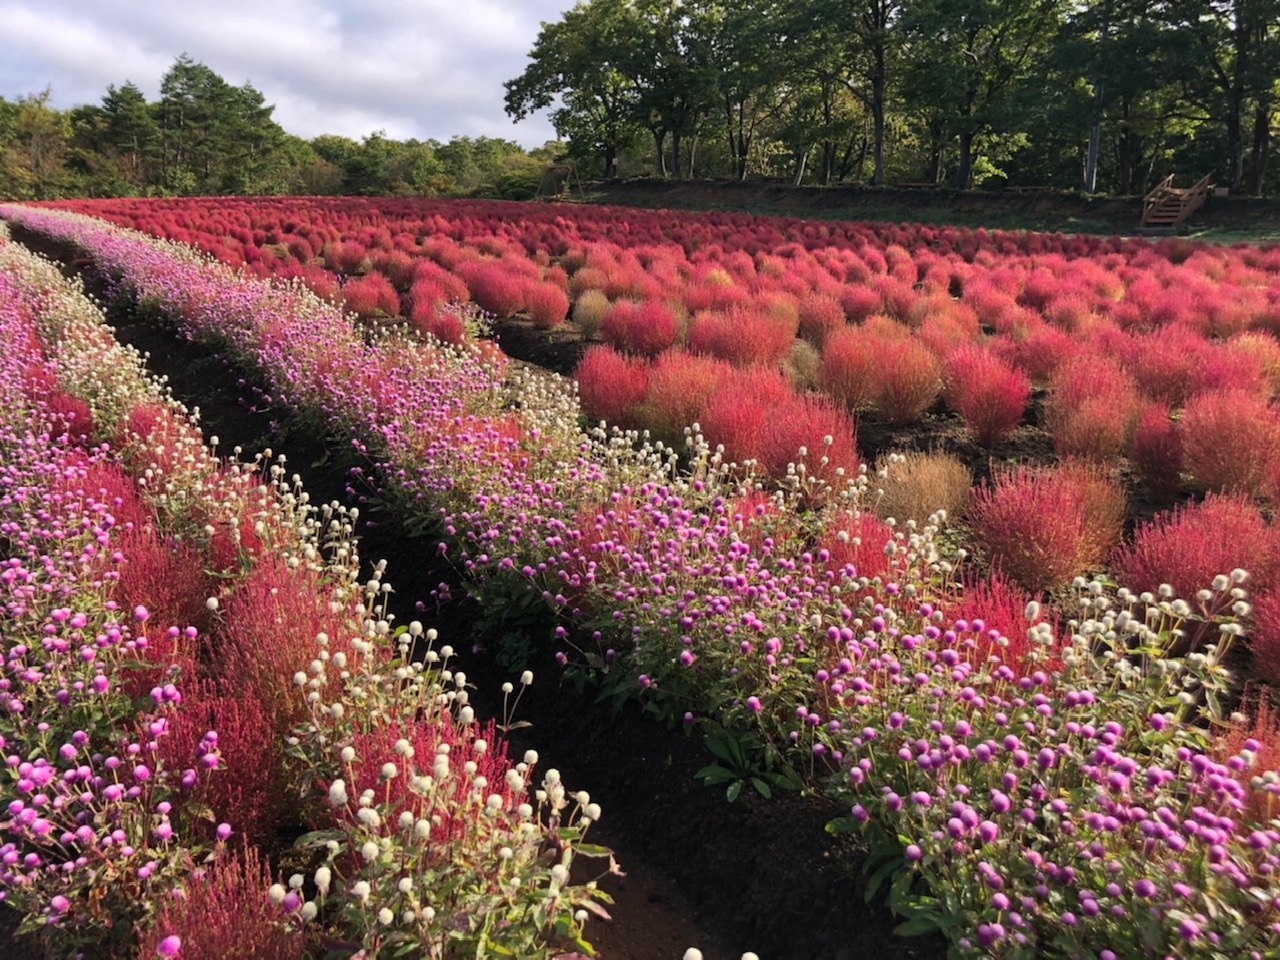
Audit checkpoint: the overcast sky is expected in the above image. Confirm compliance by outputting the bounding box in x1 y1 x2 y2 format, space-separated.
0 0 568 147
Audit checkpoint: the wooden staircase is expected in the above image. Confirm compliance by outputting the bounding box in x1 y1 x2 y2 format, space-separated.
1140 174 1213 232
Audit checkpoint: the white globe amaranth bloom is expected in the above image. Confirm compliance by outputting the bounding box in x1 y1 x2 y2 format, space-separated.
328 779 348 807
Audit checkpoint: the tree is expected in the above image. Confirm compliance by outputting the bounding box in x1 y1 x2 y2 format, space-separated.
1158 0 1280 193
101 82 159 187
779 0 901 185
0 89 71 198
899 0 1067 187
505 1 641 178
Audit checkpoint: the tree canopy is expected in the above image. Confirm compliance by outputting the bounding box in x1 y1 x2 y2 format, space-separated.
505 0 1280 194
0 56 555 201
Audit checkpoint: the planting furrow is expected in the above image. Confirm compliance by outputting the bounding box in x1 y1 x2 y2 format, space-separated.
6 206 1280 959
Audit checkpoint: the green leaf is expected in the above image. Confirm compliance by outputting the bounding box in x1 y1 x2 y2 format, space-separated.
704 734 735 765
726 780 744 803
894 914 943 937
750 776 772 799
574 843 615 858
864 859 901 904
293 829 346 848
695 764 735 785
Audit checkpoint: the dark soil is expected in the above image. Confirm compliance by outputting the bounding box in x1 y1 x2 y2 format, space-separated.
11 226 946 960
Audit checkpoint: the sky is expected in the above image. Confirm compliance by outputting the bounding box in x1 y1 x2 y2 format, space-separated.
0 0 568 148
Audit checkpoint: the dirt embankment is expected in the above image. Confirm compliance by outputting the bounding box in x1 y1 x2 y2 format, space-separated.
580 178 1280 237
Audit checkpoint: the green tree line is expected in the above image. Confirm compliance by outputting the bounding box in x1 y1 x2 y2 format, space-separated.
1 55 552 201
505 0 1280 195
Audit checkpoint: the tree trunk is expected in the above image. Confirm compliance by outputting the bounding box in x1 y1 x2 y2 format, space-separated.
955 130 975 189
871 47 887 186
1226 97 1245 192
820 141 835 186
793 146 810 185
653 129 668 177
687 135 699 179
671 129 683 178
1247 98 1271 195
929 121 946 184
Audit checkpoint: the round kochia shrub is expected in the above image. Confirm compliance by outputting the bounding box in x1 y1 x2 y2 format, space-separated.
1128 403 1183 501
524 281 570 328
601 300 679 356
688 304 797 366
461 262 525 316
633 349 732 446
943 345 1030 446
821 324 879 412
1179 387 1280 497
341 271 400 319
869 337 941 426
967 462 1126 593
1111 493 1280 602
574 344 649 428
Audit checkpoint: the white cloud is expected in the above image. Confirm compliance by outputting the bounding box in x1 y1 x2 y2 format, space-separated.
0 0 563 146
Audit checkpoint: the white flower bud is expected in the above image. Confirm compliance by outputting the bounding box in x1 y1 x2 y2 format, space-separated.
314 866 331 896
328 779 348 807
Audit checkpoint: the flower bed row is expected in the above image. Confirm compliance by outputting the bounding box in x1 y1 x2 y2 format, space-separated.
5 206 1280 957
0 225 606 959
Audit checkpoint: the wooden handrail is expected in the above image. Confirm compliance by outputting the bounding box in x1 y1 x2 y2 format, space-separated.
1140 174 1213 229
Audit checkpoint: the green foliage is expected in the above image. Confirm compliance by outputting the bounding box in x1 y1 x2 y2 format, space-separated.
695 728 804 802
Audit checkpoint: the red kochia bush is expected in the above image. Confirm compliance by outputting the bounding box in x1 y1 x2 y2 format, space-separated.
820 325 880 412
949 570 1054 672
1044 355 1141 460
817 508 894 584
968 463 1126 593
157 679 286 845
325 240 368 274
409 302 466 345
1112 494 1280 601
524 282 570 329
1179 388 1280 497
688 305 797 366
840 285 882 323
869 337 942 426
797 293 847 347
45 392 95 446
345 718 513 845
1129 403 1183 501
633 349 732 445
462 262 525 316
341 271 400 319
135 846 305 960
575 345 650 427
601 300 679 356
698 370 795 467
943 345 1030 445
1250 594 1280 685
760 392 860 482
215 556 355 736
